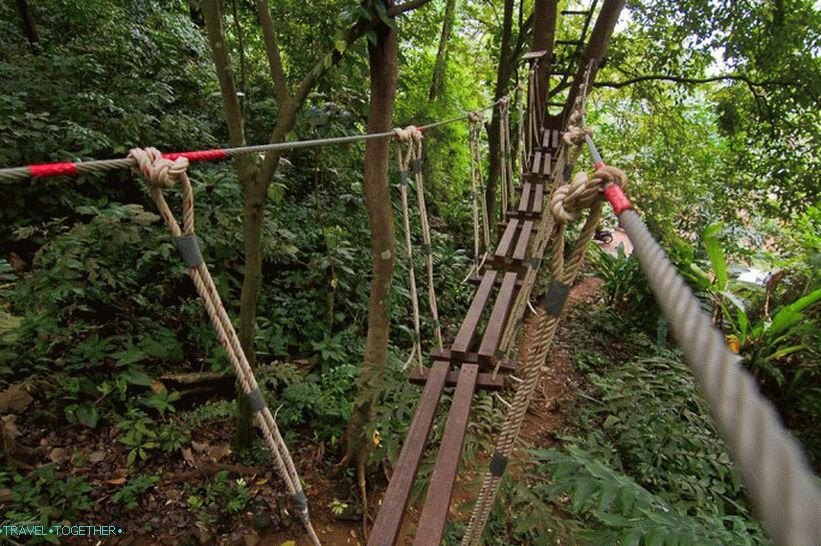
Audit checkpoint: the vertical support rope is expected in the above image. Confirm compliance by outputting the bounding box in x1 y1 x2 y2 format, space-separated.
409 130 444 350
127 148 320 546
394 135 424 370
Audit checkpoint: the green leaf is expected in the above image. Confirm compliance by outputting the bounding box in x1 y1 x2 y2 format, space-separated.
702 223 727 290
76 404 99 429
121 368 153 386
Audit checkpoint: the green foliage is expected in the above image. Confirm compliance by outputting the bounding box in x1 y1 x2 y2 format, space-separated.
111 474 159 510
534 446 765 545
3 466 91 524
184 471 251 528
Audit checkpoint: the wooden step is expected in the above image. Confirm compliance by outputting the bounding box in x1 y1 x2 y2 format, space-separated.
477 272 518 364
451 271 498 359
368 361 450 546
517 182 532 213
494 219 519 259
413 364 479 546
408 366 505 391
429 348 518 372
512 220 534 261
467 274 524 288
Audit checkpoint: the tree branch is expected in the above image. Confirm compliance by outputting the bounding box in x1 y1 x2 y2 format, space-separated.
254 0 290 105
594 73 801 90
386 0 432 17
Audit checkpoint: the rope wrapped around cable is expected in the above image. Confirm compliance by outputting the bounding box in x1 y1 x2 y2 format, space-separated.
394 126 444 368
128 148 321 546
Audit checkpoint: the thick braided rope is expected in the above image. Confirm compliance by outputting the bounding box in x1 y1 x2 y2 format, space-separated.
619 210 821 546
128 148 320 546
393 130 424 370
494 95 591 370
464 158 614 546
464 113 491 280
407 128 444 349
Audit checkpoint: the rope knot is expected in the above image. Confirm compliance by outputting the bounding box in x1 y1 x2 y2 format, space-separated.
129 147 189 188
393 125 421 143
468 111 483 124
550 165 627 223
562 126 592 146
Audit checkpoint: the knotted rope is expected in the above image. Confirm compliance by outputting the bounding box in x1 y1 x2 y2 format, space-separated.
464 112 492 281
128 148 321 546
498 97 515 216
394 126 444 368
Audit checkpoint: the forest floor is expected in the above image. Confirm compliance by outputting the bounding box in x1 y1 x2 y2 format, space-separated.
266 274 605 546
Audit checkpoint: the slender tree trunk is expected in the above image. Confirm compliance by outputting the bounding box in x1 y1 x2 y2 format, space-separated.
428 0 456 101
532 0 557 122
342 9 398 477
15 0 38 49
485 0 515 227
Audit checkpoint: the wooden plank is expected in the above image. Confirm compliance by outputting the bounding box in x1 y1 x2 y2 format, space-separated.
541 154 551 175
518 182 532 213
451 271 497 358
494 219 519 259
530 151 541 174
467 274 524 288
542 129 551 149
512 220 534 261
368 361 450 546
552 129 560 148
531 184 544 214
429 348 518 372
408 366 505 391
477 272 518 363
413 364 479 546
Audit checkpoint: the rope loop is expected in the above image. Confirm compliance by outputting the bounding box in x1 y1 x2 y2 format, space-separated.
393 125 421 144
551 165 627 223
468 111 484 125
128 147 189 189
562 126 592 147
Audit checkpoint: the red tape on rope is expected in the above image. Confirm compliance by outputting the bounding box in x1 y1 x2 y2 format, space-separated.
604 184 633 216
162 149 228 162
29 162 78 178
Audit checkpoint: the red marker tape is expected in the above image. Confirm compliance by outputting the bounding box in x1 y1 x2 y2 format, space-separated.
29 162 79 178
604 184 633 216
163 149 228 162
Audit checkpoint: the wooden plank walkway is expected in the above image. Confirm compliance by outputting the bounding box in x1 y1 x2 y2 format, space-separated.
368 122 563 545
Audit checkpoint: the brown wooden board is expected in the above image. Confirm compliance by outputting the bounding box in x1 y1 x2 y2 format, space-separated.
518 182 532 213
532 184 544 214
552 129 560 148
477 272 518 364
451 271 497 358
530 151 541 174
541 153 552 175
494 219 519 259
413 364 479 546
512 220 534 261
368 361 450 546
408 366 505 391
467 275 524 288
429 348 518 372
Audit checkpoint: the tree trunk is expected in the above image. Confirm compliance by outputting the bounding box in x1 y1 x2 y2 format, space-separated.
485 0 516 227
342 11 398 475
15 0 38 49
532 0 557 125
428 0 456 101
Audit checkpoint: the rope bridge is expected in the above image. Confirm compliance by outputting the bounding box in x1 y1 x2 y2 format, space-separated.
1 2 819 544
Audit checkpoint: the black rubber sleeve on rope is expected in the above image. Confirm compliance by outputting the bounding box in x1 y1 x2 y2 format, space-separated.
562 164 572 180
400 170 410 186
246 388 266 414
490 451 508 477
529 256 542 269
176 233 204 268
539 280 570 317
421 243 432 256
292 490 309 521
411 158 423 174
